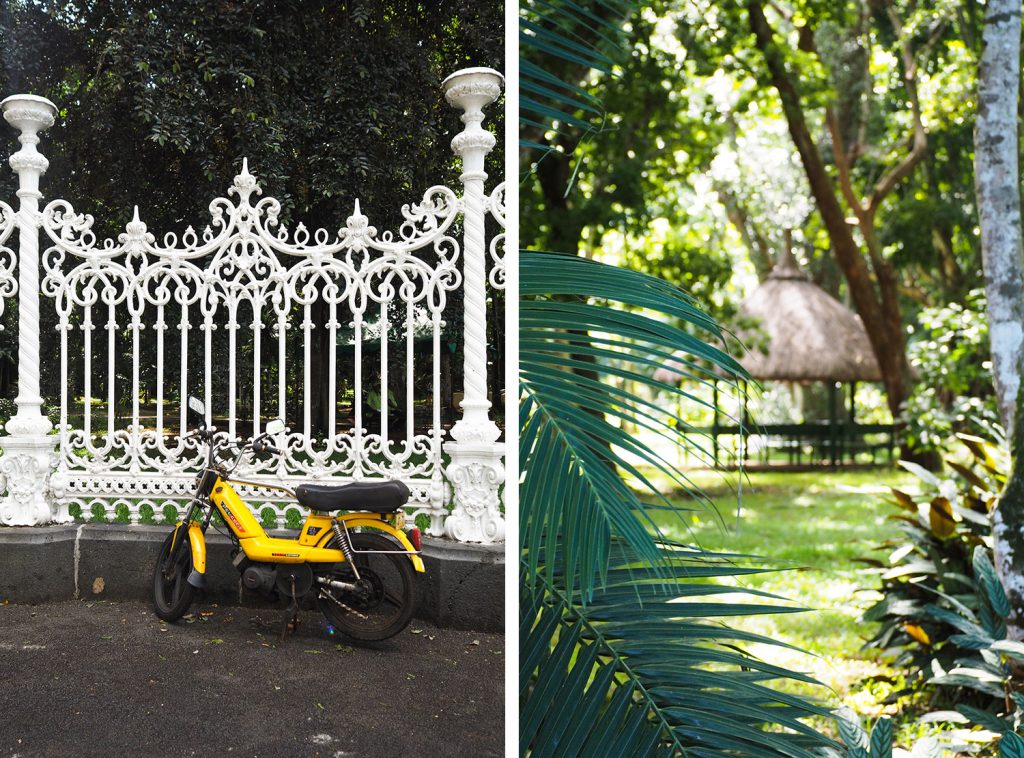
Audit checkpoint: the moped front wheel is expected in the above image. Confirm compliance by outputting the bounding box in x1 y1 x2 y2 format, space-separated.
318 531 415 642
152 529 195 622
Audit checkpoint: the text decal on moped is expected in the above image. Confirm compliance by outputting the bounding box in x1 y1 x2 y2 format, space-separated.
222 508 245 534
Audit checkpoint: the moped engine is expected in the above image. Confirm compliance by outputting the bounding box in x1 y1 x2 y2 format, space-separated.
241 564 277 594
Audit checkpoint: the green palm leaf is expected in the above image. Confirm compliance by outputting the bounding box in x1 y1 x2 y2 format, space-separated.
521 547 838 757
520 250 834 755
519 0 637 161
521 250 746 600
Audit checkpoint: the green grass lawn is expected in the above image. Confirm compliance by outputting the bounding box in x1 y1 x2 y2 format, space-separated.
644 467 951 745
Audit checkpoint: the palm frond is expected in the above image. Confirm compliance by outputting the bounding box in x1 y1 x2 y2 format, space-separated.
519 0 638 161
519 250 834 756
520 546 839 757
521 250 746 601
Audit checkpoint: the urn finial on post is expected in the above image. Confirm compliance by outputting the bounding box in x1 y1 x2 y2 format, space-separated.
2 95 56 201
443 68 503 170
0 93 62 525
441 67 505 544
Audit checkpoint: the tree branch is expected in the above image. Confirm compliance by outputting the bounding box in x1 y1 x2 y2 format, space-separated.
865 0 936 216
826 107 865 218
716 184 775 277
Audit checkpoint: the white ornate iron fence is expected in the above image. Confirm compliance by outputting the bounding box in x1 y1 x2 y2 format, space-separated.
0 68 506 544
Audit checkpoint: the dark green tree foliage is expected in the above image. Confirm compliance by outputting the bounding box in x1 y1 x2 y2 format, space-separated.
522 5 720 258
0 1 503 431
902 291 998 454
1 1 502 232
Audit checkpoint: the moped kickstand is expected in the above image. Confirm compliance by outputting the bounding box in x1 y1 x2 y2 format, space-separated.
279 575 300 642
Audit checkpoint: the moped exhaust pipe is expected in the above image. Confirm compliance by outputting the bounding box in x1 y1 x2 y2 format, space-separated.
317 576 359 592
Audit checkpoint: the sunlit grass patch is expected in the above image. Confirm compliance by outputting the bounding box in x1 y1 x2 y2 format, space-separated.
642 467 959 746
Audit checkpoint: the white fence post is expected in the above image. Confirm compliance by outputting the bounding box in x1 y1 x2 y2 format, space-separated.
0 94 63 525
441 68 505 544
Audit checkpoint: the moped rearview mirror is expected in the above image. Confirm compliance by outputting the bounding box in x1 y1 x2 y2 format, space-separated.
265 419 285 435
187 396 205 424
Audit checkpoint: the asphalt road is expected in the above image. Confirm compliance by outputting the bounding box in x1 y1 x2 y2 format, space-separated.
0 600 503 757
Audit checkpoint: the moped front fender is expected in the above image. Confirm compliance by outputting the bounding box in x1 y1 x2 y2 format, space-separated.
172 521 207 588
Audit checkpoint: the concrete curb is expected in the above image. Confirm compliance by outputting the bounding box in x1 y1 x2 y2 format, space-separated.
0 524 503 632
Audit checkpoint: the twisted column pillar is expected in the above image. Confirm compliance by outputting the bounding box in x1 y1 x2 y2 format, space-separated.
441 68 505 543
0 94 63 525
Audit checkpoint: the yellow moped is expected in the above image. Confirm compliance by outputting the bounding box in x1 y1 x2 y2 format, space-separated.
152 397 424 642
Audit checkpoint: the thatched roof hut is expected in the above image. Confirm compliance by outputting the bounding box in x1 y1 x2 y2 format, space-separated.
653 240 894 469
732 249 881 382
655 246 881 384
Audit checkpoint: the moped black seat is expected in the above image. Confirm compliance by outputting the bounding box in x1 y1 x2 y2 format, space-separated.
294 480 411 513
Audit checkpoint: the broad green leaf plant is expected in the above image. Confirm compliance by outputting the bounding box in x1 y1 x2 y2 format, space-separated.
864 432 1024 747
831 710 1024 757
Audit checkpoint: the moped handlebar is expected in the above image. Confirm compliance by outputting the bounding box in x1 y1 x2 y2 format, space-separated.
251 440 283 456
187 424 284 477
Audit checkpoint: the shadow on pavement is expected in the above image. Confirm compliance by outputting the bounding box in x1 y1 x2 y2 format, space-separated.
0 599 503 757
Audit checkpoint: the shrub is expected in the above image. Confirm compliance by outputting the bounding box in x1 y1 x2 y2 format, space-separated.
862 432 1024 738
830 709 1024 756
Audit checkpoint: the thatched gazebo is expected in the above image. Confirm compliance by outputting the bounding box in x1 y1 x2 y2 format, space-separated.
735 247 881 385
656 242 894 469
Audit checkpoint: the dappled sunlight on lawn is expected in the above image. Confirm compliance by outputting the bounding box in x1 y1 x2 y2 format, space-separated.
644 467 930 738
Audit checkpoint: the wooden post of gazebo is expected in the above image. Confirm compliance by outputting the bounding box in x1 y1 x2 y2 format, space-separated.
828 382 838 468
712 380 720 465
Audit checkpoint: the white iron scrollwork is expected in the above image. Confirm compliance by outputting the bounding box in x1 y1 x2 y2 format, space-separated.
486 181 506 291
0 201 18 320
0 67 506 543
39 162 462 528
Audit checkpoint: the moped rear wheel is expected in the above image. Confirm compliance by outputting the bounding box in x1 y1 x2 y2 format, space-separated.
318 531 415 642
152 529 195 622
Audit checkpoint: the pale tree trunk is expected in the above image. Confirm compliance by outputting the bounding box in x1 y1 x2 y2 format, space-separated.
975 0 1024 637
977 0 1024 432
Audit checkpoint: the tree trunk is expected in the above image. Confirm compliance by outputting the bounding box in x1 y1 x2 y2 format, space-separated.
533 150 585 255
995 386 1024 639
975 0 1024 637
976 0 1024 432
746 1 912 421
